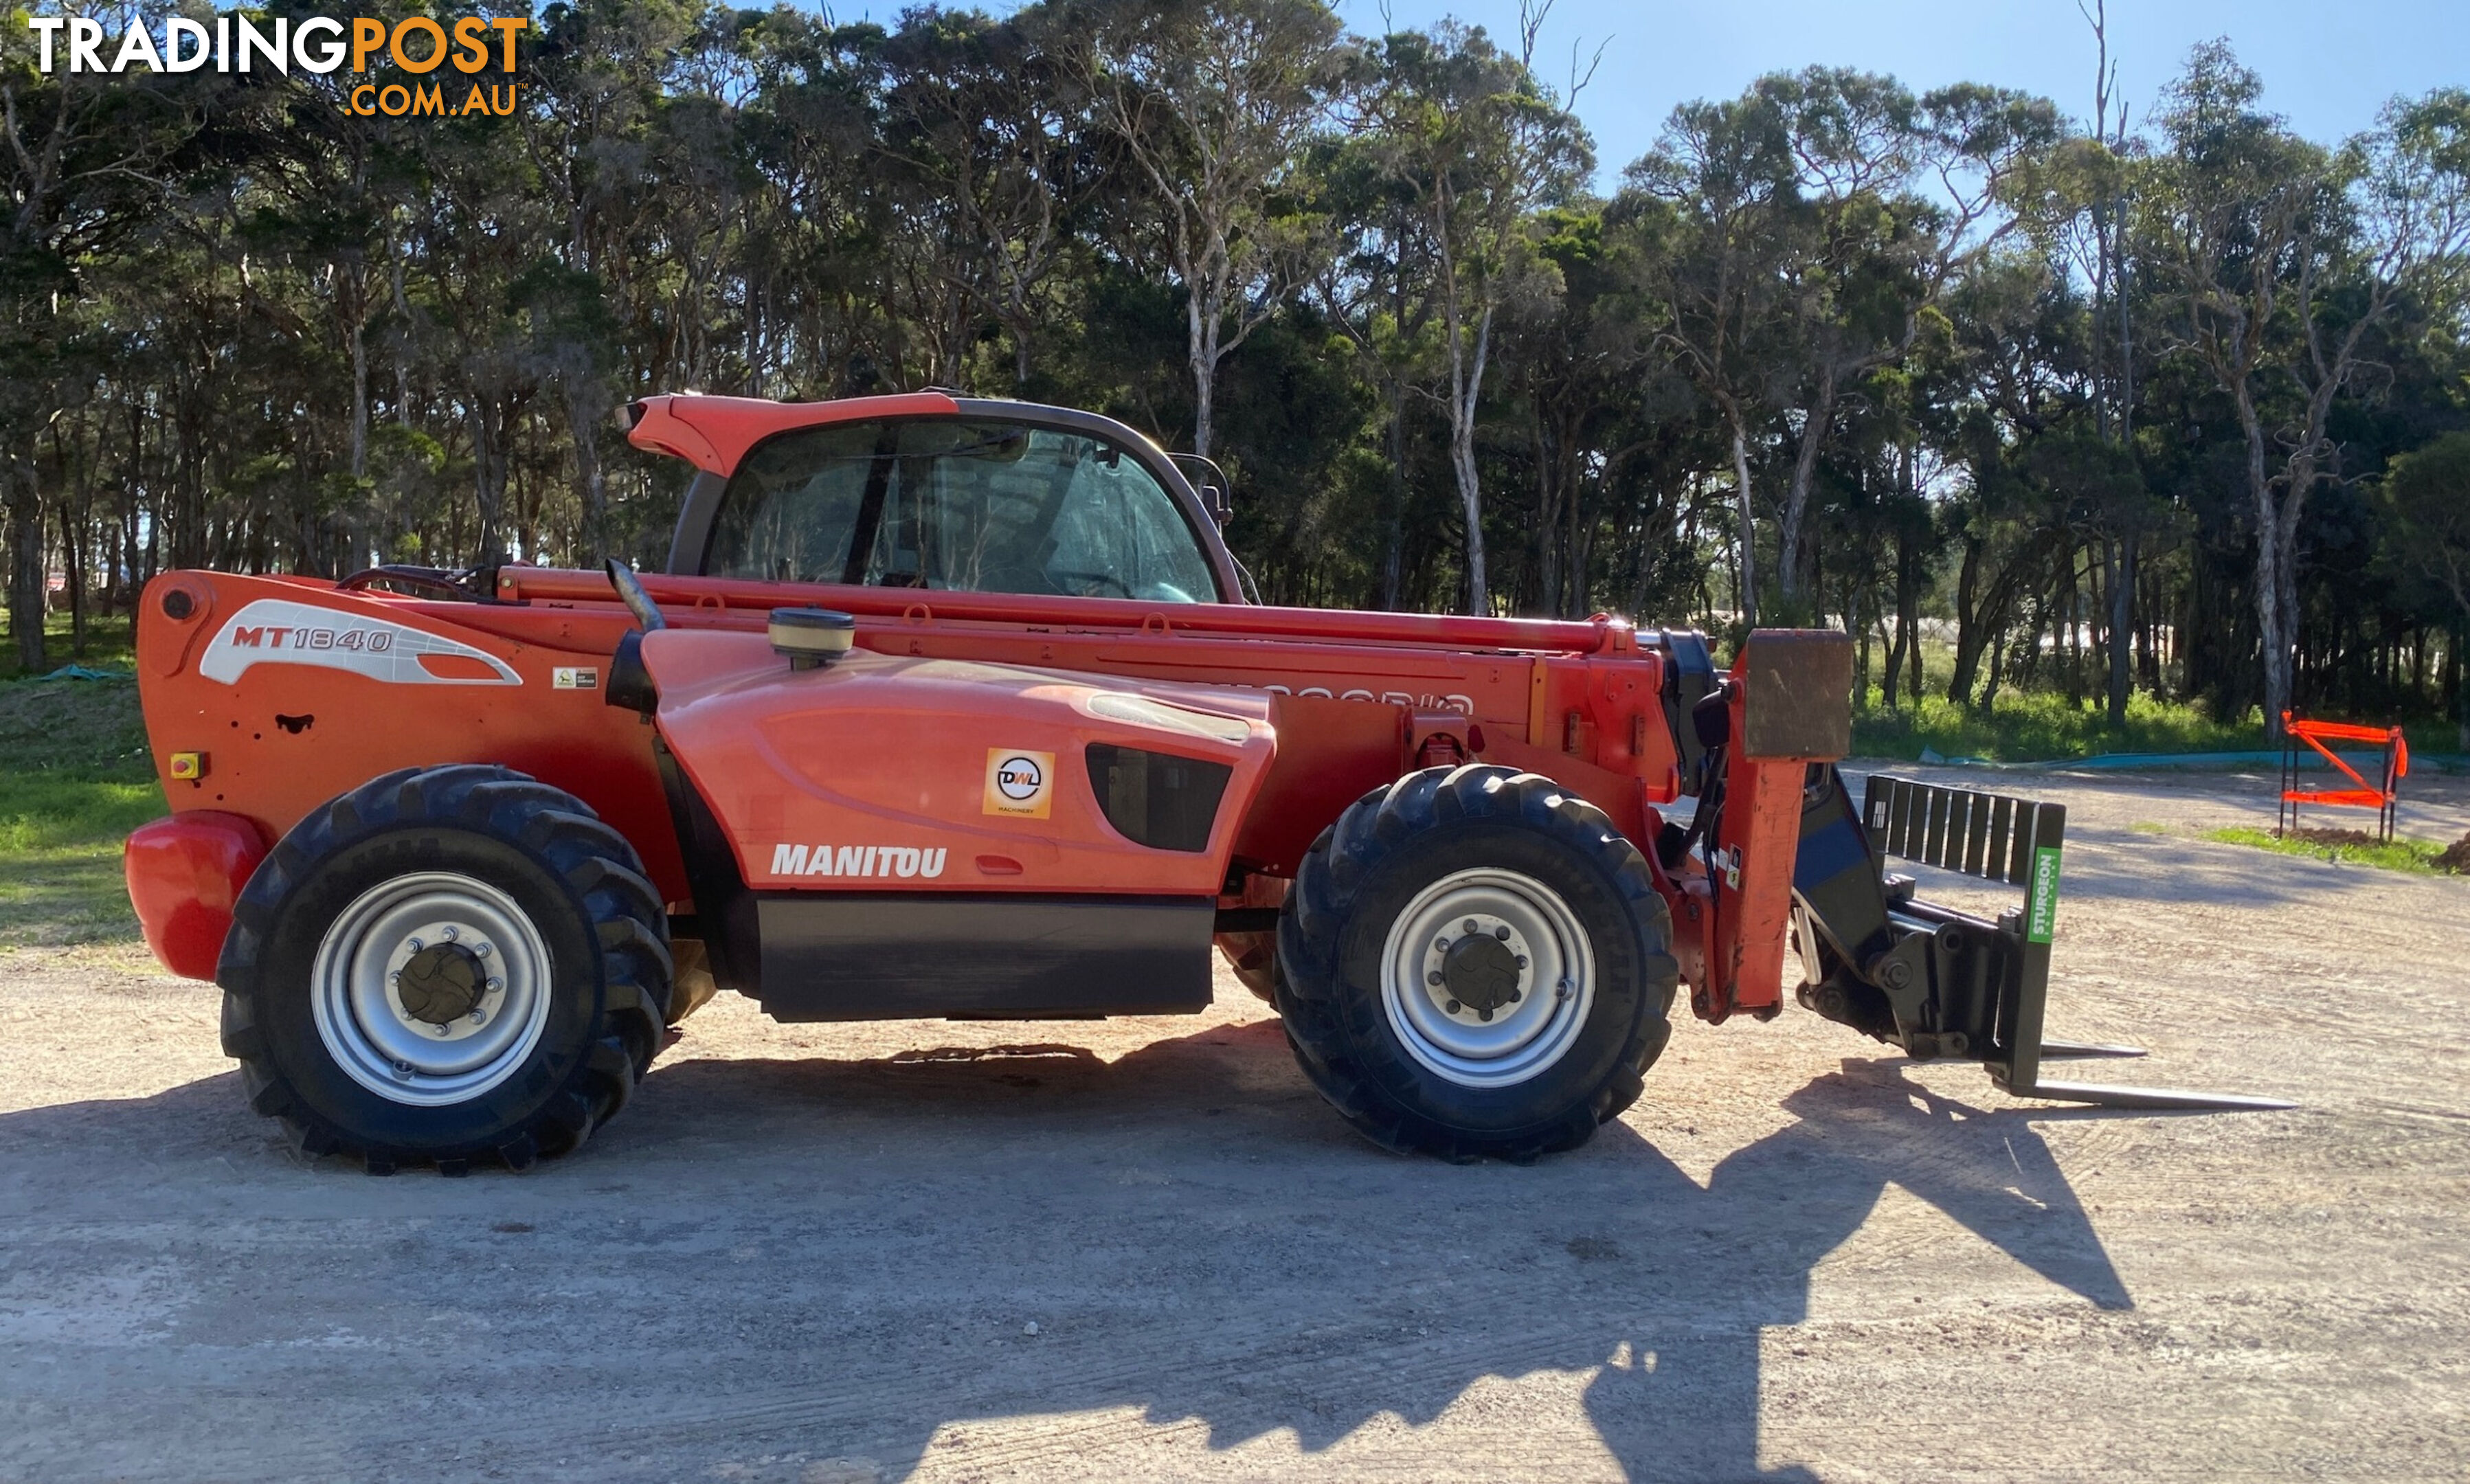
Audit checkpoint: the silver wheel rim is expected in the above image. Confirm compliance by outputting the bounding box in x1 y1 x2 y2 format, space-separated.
311 872 554 1107
1378 867 1596 1089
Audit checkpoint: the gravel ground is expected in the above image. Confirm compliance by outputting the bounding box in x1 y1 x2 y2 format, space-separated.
1 767 2465 1483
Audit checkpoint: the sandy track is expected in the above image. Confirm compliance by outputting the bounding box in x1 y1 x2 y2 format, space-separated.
1 768 2465 1483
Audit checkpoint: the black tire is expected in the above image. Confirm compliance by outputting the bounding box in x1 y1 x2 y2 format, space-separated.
1275 765 1676 1162
217 765 672 1174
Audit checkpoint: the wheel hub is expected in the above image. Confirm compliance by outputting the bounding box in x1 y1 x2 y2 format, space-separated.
1381 869 1597 1089
1440 932 1522 1015
396 942 486 1024
311 873 552 1108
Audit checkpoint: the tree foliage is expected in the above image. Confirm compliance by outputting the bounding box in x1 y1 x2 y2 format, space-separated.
3 5 2465 742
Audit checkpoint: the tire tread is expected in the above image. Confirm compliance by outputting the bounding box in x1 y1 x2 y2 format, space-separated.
216 765 670 1173
1276 765 1676 1161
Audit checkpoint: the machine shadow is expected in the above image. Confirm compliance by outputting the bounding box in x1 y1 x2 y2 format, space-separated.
0 1026 2132 1483
611 1031 2133 1480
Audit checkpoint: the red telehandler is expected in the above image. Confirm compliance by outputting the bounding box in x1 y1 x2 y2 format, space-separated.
122 392 2280 1173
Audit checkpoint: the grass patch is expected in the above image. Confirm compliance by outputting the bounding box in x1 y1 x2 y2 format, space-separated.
2203 826 2455 875
0 670 165 946
1853 688 2262 763
1853 684 2461 765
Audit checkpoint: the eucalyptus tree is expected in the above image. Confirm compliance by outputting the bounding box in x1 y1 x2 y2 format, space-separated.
1760 70 2061 614
872 6 1090 390
2145 47 2470 737
1354 20 1589 614
1062 0 1352 460
1312 117 1435 609
1624 88 1797 622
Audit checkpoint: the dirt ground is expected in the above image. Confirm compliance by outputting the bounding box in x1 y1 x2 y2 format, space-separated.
2 767 2466 1483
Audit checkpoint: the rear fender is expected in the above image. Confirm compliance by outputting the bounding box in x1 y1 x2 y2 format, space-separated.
124 811 267 980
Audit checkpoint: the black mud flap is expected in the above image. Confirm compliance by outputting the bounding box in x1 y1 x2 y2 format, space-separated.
1788 770 2292 1112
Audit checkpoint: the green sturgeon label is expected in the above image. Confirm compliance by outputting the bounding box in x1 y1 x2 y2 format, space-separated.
2025 846 2063 943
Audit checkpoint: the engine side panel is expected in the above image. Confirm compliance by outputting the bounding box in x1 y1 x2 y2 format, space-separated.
134 572 691 902
639 629 1278 899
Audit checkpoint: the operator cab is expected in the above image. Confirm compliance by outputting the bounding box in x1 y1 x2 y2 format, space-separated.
672 406 1232 604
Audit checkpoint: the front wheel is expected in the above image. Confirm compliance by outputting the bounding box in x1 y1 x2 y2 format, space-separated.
1276 765 1675 1161
218 765 671 1174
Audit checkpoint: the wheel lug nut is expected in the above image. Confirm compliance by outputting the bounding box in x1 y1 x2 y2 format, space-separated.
1435 938 1449 953
1478 1007 1494 1022
1462 919 1479 934
469 1011 486 1026
1427 971 1444 987
405 938 423 953
440 927 458 943
1493 925 1509 941
474 943 491 959
1507 987 1521 1002
486 978 504 993
1515 955 1527 969
1445 999 1463 1014
1557 978 1575 1000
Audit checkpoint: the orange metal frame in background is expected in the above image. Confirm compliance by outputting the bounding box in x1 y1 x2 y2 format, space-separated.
2278 712 2408 842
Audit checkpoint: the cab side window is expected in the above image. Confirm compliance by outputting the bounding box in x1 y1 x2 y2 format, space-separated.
706 422 887 585
705 418 1219 603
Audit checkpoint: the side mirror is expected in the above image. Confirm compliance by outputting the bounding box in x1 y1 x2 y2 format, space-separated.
1169 453 1234 526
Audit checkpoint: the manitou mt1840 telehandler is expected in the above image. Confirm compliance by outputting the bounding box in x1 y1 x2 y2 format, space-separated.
123 392 2280 1173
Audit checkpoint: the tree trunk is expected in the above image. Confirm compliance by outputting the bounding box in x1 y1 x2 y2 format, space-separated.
2104 533 2137 725
8 461 45 673
2062 552 2085 706
2232 390 2289 737
1564 442 1594 620
1982 624 2009 712
565 381 609 561
1728 414 1756 626
1948 537 1985 706
1882 530 1911 712
63 493 85 658
1379 381 1406 611
1776 367 1835 611
1446 303 1493 616
470 399 507 565
1188 288 1218 460
1534 412 1560 617
350 308 370 483
1908 600 1925 705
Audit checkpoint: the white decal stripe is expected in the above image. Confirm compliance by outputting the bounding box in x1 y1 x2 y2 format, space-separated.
198 598 521 686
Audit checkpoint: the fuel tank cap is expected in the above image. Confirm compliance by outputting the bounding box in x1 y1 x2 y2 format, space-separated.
770 607 856 671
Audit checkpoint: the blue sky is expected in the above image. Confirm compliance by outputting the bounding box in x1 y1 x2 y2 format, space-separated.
1334 0 2470 181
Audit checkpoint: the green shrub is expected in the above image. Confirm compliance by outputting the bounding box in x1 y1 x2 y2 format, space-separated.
0 671 164 946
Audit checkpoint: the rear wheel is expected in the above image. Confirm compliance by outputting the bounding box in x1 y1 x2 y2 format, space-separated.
1276 765 1675 1162
218 765 671 1173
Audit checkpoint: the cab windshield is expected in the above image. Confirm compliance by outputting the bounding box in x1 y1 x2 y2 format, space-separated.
706 419 1219 603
